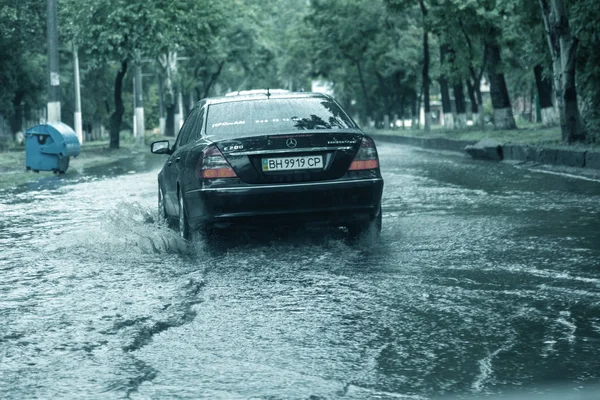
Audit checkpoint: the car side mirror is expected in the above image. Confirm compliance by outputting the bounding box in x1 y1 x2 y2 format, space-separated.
150 140 171 155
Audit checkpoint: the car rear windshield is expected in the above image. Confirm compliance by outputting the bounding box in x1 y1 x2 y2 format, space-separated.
205 97 356 138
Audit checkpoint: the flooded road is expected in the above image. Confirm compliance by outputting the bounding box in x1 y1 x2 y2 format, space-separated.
1 143 599 399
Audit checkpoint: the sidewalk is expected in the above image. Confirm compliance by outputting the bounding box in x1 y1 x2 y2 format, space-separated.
0 138 159 191
367 127 600 175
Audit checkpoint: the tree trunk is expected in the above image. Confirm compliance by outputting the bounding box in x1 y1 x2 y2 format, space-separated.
399 98 405 129
474 77 485 128
538 0 586 142
399 92 405 129
529 88 535 122
439 78 452 129
109 61 128 149
421 32 431 131
453 81 467 129
484 39 517 130
10 92 24 137
554 0 585 142
419 0 430 131
356 61 371 125
376 71 392 129
393 71 406 129
466 79 479 126
533 64 558 125
562 39 586 142
439 44 454 129
201 60 225 99
165 104 175 137
459 17 485 128
538 0 565 132
412 89 420 129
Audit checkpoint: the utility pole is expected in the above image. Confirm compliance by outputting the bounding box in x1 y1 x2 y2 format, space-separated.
134 61 145 144
132 75 137 137
176 90 184 132
46 0 61 123
158 70 166 136
73 44 83 143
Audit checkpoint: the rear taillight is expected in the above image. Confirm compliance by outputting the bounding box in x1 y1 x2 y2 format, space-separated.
195 145 238 179
349 137 379 171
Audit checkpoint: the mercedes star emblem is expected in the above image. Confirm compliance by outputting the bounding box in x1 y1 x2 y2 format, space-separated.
286 138 298 148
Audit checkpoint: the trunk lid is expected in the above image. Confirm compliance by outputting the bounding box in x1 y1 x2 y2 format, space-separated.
215 130 364 184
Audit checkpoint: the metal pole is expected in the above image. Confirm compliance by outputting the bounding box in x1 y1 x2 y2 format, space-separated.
170 51 182 135
189 91 194 112
46 0 61 122
176 90 183 132
134 61 145 144
73 44 83 143
158 70 166 136
133 76 136 137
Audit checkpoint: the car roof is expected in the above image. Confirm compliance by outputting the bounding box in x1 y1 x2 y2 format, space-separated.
202 91 333 106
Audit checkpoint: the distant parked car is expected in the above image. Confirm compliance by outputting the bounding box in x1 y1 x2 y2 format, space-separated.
150 90 384 239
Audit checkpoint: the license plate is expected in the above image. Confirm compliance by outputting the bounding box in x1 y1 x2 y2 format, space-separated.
262 155 323 171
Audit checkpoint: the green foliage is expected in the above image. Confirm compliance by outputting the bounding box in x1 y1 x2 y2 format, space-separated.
61 0 170 63
0 0 46 132
303 0 425 123
60 62 116 132
304 0 385 118
2 0 600 143
58 0 231 141
571 0 600 142
207 0 281 95
500 0 547 112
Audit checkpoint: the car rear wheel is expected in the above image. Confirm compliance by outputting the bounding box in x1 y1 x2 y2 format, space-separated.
178 189 191 240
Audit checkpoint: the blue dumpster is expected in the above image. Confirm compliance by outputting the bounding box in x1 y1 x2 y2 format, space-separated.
25 122 80 173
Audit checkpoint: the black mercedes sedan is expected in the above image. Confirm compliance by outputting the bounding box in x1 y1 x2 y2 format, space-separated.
150 90 384 240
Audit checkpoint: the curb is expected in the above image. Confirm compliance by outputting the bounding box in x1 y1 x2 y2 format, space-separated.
368 134 476 153
369 133 600 171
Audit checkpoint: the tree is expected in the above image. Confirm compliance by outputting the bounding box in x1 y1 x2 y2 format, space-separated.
439 44 454 129
37 0 600 145
484 25 517 129
212 1 280 94
453 80 468 128
417 0 432 131
62 0 157 147
153 0 227 136
62 0 226 147
383 0 430 129
507 5 558 128
459 0 517 129
571 0 600 142
538 0 587 143
457 15 486 128
0 0 46 137
305 0 385 124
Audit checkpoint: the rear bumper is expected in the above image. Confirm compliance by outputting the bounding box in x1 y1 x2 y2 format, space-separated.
184 177 383 229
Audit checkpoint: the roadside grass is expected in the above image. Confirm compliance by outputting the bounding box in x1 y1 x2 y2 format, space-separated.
0 131 169 190
367 120 598 151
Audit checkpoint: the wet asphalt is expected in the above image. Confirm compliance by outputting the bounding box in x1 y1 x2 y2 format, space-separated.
1 142 599 399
